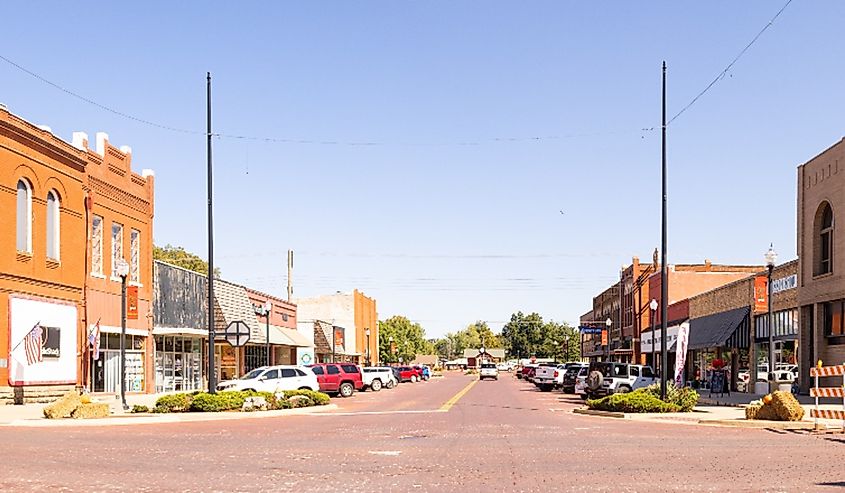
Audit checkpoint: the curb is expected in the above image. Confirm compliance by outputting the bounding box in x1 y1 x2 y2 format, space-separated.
697 418 818 430
572 408 627 419
3 404 339 428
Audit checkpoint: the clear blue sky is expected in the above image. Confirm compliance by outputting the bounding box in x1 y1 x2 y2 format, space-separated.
2 1 842 338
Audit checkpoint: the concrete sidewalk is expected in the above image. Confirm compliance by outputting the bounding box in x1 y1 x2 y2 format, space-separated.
699 391 841 407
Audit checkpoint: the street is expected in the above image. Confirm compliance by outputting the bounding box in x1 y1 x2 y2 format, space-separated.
1 373 843 492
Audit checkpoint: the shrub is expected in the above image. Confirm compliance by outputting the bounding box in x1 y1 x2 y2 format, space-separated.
282 390 330 406
189 393 223 412
216 391 246 410
644 384 700 412
587 390 681 413
155 393 192 413
131 405 151 414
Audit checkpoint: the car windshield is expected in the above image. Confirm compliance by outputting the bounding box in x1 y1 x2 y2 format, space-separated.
241 368 265 380
481 364 496 369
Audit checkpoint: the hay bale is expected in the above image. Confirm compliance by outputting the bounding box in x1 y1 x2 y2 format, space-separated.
71 402 110 419
770 390 804 421
43 391 82 419
745 404 762 420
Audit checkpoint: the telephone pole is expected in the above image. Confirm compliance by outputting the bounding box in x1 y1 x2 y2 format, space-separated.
287 249 294 302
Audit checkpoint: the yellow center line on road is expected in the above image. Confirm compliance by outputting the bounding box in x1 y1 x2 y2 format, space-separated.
439 378 479 412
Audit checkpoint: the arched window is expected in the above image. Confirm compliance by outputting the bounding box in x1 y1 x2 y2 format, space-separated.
16 179 32 253
816 202 834 276
46 190 60 260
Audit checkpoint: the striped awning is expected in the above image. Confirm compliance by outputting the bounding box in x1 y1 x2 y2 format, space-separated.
688 306 750 351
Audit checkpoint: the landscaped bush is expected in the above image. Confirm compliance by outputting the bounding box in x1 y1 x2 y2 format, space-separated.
155 393 192 413
587 390 681 413
644 384 700 412
131 405 151 414
282 390 330 406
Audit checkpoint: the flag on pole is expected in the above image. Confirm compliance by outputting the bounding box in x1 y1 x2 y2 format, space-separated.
89 320 101 361
24 323 43 365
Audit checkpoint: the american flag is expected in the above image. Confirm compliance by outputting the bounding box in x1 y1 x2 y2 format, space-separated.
88 319 101 361
25 323 43 365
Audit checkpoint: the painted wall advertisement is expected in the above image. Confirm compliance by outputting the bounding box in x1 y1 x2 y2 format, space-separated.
9 296 77 385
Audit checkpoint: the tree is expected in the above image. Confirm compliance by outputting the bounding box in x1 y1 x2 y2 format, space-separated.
500 312 580 361
378 316 432 364
153 244 221 278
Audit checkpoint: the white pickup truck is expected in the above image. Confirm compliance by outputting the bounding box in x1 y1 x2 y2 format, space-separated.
533 363 562 392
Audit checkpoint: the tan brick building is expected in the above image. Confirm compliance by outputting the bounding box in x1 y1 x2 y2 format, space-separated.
797 138 845 391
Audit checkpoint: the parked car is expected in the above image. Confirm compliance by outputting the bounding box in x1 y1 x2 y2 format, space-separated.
396 366 423 383
521 364 538 382
533 363 559 391
480 363 499 380
561 364 589 394
413 365 431 381
362 367 398 391
307 363 365 397
391 367 403 385
496 362 511 372
574 366 590 399
216 365 319 393
584 362 657 399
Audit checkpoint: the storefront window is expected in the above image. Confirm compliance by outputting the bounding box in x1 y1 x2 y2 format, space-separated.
154 335 204 393
91 333 147 394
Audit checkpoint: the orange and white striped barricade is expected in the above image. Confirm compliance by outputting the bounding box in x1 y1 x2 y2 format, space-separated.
810 364 845 431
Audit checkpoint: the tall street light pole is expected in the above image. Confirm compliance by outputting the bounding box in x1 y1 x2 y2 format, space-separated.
206 72 217 394
264 300 272 367
605 318 612 361
115 258 129 411
660 61 669 401
765 244 778 389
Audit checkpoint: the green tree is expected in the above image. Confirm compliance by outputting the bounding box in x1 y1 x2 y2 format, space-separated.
378 316 432 364
500 312 580 361
153 244 221 278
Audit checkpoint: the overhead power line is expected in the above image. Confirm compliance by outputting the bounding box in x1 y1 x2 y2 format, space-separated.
668 0 794 125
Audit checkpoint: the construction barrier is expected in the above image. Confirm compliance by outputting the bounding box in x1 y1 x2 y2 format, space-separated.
812 362 845 431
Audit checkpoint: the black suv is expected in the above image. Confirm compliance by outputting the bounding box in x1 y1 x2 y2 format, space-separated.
561 363 588 394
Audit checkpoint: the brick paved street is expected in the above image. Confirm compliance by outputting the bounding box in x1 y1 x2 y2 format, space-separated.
1 373 844 492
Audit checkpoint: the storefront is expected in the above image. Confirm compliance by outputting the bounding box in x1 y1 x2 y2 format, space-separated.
687 306 751 392
153 334 204 393
753 308 799 374
90 330 149 393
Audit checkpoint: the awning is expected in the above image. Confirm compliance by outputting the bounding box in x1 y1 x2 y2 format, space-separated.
96 324 148 337
688 306 750 351
153 327 208 337
268 325 313 347
281 327 312 347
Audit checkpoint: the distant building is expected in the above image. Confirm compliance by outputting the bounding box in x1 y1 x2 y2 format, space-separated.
295 290 379 365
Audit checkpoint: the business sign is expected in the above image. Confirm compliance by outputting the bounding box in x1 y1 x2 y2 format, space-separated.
579 326 603 334
771 274 797 294
641 325 681 353
753 276 768 314
127 286 139 320
601 329 608 346
297 347 314 366
674 322 690 388
8 296 77 385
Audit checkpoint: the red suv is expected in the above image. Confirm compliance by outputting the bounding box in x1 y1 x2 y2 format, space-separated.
308 363 365 397
396 366 423 383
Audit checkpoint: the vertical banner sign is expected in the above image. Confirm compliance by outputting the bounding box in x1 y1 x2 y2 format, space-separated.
753 276 768 314
127 286 139 320
674 322 690 388
334 327 345 349
601 329 608 346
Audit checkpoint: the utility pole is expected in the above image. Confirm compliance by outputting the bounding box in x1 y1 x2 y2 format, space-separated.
206 72 217 394
660 61 669 401
287 249 294 302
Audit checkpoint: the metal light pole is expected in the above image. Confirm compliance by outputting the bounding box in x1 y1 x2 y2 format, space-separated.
115 258 129 411
206 72 217 394
660 61 669 401
264 300 272 367
365 328 371 366
765 244 778 387
650 299 658 370
605 318 612 361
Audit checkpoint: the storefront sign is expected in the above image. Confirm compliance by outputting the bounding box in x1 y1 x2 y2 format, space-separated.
297 347 314 366
753 276 768 313
127 286 139 319
771 274 797 294
333 326 345 348
8 296 77 385
579 326 603 334
674 323 689 387
601 329 608 346
41 326 61 358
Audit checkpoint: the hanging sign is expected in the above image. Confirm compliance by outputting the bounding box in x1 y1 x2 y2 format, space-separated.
753 276 768 314
674 322 690 387
601 329 608 346
127 286 139 320
333 326 345 348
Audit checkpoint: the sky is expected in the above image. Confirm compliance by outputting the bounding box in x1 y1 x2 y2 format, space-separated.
2 1 843 338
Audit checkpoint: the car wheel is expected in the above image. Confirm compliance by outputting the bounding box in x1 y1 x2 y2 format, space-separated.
540 384 553 392
616 385 631 394
386 380 396 389
411 375 418 383
371 379 382 392
298 386 310 391
339 382 354 398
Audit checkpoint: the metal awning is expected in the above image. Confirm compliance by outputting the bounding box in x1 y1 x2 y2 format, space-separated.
688 306 750 351
268 325 312 347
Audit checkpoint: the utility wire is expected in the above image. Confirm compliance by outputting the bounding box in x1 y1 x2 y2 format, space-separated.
668 0 794 125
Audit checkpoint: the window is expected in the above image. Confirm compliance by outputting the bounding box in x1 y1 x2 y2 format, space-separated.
642 367 655 378
310 366 324 375
91 215 103 274
262 369 279 380
46 190 60 260
824 301 845 336
281 368 296 378
16 179 32 253
341 364 359 373
327 365 340 375
130 229 140 283
816 203 834 276
629 366 640 377
295 369 306 377
111 222 124 278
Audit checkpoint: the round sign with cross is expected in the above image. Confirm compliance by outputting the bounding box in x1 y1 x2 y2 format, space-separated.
225 321 250 347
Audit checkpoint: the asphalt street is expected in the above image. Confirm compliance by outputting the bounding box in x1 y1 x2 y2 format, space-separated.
1 373 844 492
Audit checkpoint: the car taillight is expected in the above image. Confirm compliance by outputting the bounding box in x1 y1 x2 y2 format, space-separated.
554 371 559 378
